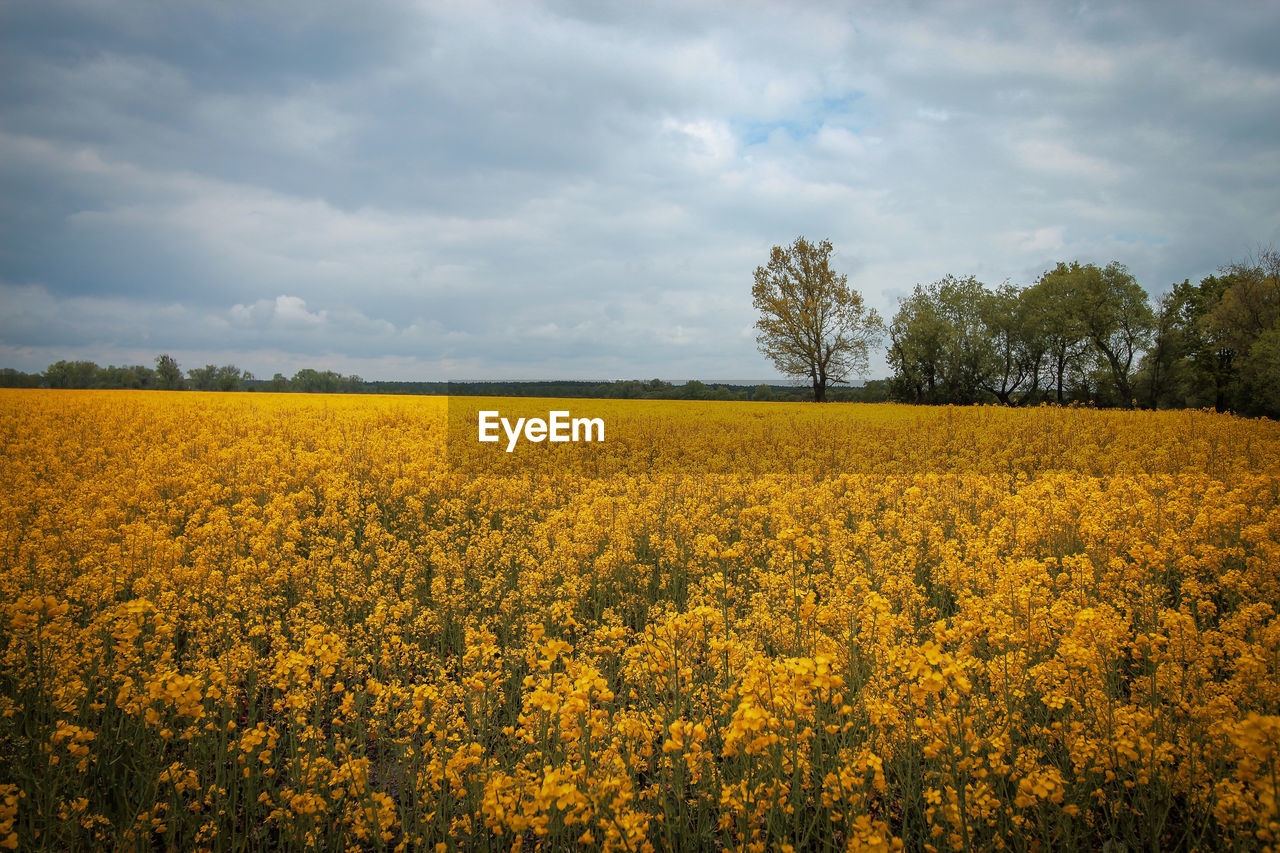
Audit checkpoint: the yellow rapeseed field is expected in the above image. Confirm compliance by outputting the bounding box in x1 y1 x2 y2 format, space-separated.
2 389 1279 851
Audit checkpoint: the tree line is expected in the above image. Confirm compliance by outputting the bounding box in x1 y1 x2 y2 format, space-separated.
885 250 1280 416
0 358 894 402
0 358 356 393
6 247 1275 415
3 357 249 391
751 236 1279 414
2 361 376 394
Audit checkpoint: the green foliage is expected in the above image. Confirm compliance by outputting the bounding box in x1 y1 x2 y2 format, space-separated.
0 368 43 388
887 275 1003 404
187 364 249 392
753 236 884 402
100 364 156 389
1133 249 1280 416
886 251 1279 416
43 360 101 389
1044 261 1154 406
891 261 1156 409
1205 250 1280 415
289 368 363 393
154 354 185 390
1022 270 1089 403
1169 275 1235 409
1245 327 1280 415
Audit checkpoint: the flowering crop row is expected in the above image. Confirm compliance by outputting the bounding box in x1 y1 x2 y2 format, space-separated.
1 390 1278 851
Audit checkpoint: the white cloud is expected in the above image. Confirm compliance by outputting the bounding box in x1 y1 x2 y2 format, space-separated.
662 117 738 169
231 295 329 327
1014 140 1124 181
1019 227 1066 253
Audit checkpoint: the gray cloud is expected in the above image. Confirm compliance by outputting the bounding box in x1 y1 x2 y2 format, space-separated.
2 0 1278 380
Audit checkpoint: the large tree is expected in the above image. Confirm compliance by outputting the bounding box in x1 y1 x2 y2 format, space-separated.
887 275 1030 405
978 282 1037 406
1026 261 1154 406
187 364 247 392
155 354 185 390
752 237 883 402
1081 262 1154 407
887 284 947 403
1023 270 1088 404
1135 288 1186 409
44 360 101 389
1205 248 1280 415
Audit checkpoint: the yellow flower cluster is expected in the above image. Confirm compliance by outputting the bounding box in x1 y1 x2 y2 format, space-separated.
2 389 1279 850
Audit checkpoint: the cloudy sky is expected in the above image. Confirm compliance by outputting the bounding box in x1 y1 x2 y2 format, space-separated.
2 0 1278 381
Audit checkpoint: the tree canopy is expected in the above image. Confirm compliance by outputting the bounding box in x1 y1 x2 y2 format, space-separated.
888 263 1155 409
752 237 883 402
883 251 1280 416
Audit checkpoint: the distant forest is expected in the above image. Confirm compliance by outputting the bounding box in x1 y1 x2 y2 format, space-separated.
0 359 890 403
